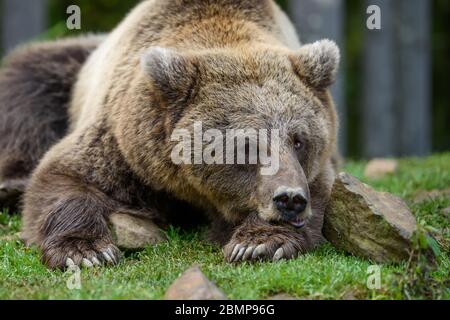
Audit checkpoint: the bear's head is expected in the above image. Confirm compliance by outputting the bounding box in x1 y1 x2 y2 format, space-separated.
128 40 339 227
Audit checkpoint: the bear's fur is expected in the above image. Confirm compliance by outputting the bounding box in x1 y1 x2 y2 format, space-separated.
0 0 340 269
0 36 102 212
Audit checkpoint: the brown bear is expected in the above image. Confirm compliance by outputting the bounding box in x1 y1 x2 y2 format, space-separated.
0 0 339 269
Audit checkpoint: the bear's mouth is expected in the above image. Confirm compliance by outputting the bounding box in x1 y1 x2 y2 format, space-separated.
284 217 306 229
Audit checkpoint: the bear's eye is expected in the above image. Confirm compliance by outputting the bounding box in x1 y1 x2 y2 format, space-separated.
294 137 305 151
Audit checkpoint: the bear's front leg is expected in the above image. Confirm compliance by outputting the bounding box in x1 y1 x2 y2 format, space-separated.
22 171 122 269
223 214 320 263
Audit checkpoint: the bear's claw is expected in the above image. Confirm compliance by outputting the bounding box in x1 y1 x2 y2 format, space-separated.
43 238 121 269
64 244 120 269
225 241 298 263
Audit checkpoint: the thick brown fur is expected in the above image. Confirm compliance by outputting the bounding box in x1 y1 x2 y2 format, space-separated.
0 36 102 211
0 0 340 269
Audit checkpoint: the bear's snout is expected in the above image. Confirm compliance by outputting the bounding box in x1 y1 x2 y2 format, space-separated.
273 188 308 215
256 150 313 225
273 187 310 228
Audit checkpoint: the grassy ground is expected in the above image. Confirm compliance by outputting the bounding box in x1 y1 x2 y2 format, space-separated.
0 154 449 300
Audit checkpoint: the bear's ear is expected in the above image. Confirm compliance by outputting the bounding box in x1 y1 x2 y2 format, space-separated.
289 39 340 89
140 47 198 100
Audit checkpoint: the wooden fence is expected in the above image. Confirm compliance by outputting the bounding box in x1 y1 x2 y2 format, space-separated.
288 0 431 158
1 0 432 158
1 0 47 53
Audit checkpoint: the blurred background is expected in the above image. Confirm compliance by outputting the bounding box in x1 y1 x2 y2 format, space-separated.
0 0 448 159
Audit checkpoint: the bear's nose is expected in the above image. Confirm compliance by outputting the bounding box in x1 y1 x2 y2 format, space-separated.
273 189 308 219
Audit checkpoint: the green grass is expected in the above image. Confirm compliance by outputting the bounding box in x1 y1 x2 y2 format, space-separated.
1 154 449 300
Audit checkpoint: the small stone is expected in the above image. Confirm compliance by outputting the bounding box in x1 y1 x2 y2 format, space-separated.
442 207 450 215
165 265 227 300
268 293 297 300
341 289 364 300
324 172 417 263
364 159 398 179
110 213 167 250
413 189 450 204
341 291 356 300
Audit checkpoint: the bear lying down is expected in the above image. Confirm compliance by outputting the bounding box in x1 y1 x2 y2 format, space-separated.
0 0 340 269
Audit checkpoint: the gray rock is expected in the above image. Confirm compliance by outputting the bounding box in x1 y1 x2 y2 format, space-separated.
340 289 364 300
413 188 450 204
165 265 227 300
267 293 298 300
110 213 167 250
324 172 417 263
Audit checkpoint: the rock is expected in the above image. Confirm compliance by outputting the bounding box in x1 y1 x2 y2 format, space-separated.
110 213 167 250
442 207 450 215
340 289 364 300
324 172 417 263
268 293 297 300
165 265 227 300
413 188 450 204
341 291 357 300
364 159 398 179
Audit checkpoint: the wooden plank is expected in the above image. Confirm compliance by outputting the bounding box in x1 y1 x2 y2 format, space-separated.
2 0 48 53
362 0 396 158
396 0 431 156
